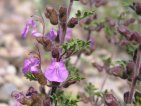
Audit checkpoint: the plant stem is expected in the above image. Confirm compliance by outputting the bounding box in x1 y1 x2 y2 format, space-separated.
68 0 74 19
55 100 57 106
60 0 74 44
128 48 141 103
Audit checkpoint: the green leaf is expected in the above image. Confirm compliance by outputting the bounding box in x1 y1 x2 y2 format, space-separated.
66 61 84 81
135 91 141 105
76 10 96 19
125 44 136 56
85 83 104 97
25 72 37 81
51 90 79 106
115 60 127 68
62 39 89 53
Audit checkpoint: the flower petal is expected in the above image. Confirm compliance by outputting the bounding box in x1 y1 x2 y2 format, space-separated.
21 24 30 39
45 62 68 82
32 30 43 37
46 28 57 41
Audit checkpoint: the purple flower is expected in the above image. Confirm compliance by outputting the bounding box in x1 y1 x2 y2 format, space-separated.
46 28 57 41
22 56 40 75
45 28 72 42
45 61 69 82
21 19 43 39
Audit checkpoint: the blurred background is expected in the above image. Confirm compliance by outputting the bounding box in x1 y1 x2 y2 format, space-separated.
0 0 138 106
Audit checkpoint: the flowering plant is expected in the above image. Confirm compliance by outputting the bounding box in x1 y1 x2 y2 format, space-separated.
11 0 141 106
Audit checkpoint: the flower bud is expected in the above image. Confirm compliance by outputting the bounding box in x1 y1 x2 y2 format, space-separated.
59 7 67 23
117 25 134 39
26 87 38 96
33 72 47 85
105 93 119 106
92 62 103 72
52 48 60 60
63 80 76 88
45 7 58 25
123 91 130 104
124 18 135 26
67 17 78 28
131 2 141 15
106 17 116 27
11 91 32 105
37 37 52 51
109 66 124 77
132 32 141 43
31 93 40 101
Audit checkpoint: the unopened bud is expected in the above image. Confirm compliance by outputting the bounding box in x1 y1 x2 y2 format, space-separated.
63 80 76 88
124 18 135 26
26 87 38 96
37 37 52 51
132 2 141 15
67 17 78 28
132 32 141 43
33 72 47 85
59 7 67 23
117 25 133 39
45 7 58 25
92 62 103 72
109 66 124 77
51 48 60 59
106 17 116 27
105 93 119 106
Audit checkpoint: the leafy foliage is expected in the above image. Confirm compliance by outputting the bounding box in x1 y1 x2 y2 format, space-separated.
115 60 127 68
76 10 96 19
135 91 141 105
25 72 36 81
124 44 136 56
85 83 104 98
50 90 79 106
62 39 89 53
66 61 84 81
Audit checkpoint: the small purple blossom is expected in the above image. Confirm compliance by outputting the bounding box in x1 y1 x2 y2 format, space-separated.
46 28 57 41
21 19 43 39
22 56 40 75
45 61 69 82
45 28 72 42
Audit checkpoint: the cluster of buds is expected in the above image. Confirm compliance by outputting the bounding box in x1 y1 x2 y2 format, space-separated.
117 25 141 43
12 87 51 106
45 6 78 28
